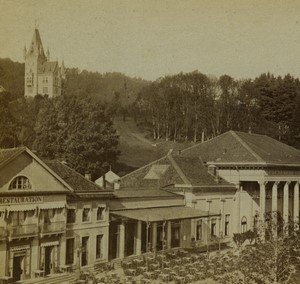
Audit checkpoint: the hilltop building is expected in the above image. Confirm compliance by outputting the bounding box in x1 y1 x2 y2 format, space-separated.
23 28 66 97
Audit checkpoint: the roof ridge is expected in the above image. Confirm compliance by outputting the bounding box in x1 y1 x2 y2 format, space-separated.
167 155 191 185
230 131 264 162
180 131 230 154
120 155 168 179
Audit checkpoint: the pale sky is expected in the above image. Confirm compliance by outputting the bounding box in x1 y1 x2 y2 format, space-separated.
1 0 300 81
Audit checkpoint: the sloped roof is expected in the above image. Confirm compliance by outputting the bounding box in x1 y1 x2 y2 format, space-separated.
40 61 58 74
120 154 232 189
0 148 26 169
46 160 113 194
181 131 300 166
171 156 231 186
28 28 45 56
120 156 185 189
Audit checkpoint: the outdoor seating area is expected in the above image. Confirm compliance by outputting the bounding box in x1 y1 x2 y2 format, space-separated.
68 248 242 284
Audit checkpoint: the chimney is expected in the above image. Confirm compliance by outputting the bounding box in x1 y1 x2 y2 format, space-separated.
103 173 106 189
85 173 91 181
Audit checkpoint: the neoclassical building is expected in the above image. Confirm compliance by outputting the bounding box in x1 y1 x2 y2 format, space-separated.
120 131 300 247
24 28 66 97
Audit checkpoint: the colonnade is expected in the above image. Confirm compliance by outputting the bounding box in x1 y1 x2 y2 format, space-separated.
117 220 174 258
259 181 300 231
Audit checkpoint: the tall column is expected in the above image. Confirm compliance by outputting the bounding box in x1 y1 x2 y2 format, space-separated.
283 182 290 226
294 182 299 230
151 222 157 252
259 182 266 221
118 221 125 259
271 182 278 237
135 220 142 255
272 182 278 213
259 182 266 240
167 221 172 249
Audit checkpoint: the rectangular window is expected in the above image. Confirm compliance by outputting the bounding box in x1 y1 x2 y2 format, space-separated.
97 207 105 221
211 218 217 237
66 238 74 265
82 208 90 222
196 220 202 240
225 214 230 236
96 235 103 259
67 209 76 223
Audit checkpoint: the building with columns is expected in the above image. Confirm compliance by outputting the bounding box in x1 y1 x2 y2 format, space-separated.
108 189 218 260
120 130 300 248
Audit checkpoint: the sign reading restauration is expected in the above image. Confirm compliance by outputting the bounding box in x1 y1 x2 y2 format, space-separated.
0 196 43 205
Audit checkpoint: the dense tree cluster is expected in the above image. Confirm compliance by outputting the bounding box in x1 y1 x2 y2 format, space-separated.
0 58 24 97
134 72 300 147
0 92 119 180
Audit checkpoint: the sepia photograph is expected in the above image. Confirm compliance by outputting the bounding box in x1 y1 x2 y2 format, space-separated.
1 0 300 283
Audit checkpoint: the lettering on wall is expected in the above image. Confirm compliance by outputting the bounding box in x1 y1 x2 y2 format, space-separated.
0 196 43 205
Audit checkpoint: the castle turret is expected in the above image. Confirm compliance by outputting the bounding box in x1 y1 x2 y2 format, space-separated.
61 60 66 79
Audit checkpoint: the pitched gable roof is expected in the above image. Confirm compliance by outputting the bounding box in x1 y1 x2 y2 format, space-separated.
182 131 300 166
0 147 74 192
41 61 58 74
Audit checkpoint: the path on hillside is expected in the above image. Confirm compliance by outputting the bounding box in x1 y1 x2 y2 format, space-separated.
114 117 194 169
114 118 159 168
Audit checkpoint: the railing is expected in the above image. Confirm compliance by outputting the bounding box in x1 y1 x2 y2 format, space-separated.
7 224 37 238
40 221 65 236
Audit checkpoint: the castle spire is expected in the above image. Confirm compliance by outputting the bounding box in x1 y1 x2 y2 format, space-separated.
29 28 45 57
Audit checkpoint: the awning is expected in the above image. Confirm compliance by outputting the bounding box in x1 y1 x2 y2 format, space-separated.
10 245 30 252
39 202 66 210
41 241 59 247
111 206 219 222
6 204 38 212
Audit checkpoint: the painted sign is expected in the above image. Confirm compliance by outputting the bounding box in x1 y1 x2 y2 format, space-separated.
0 196 43 205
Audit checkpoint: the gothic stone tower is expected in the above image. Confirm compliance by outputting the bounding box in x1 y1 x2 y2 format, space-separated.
24 28 66 97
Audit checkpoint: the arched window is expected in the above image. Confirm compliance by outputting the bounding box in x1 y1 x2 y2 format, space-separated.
9 176 32 190
241 216 247 233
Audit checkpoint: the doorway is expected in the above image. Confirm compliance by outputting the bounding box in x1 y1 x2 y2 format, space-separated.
12 255 24 282
44 246 52 275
